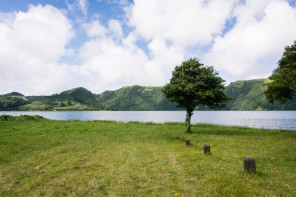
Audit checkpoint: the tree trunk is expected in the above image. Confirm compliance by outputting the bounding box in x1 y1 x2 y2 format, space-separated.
186 109 193 133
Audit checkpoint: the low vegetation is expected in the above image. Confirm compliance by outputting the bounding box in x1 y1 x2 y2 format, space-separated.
1 115 295 196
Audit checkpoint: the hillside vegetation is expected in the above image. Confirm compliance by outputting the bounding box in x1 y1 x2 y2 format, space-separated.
225 79 296 110
96 85 177 110
1 79 296 111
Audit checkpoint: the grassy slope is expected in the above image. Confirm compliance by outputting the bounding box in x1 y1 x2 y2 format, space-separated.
0 116 295 196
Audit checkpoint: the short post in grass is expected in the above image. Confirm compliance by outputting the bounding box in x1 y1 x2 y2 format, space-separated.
185 139 190 146
244 156 256 173
204 144 210 154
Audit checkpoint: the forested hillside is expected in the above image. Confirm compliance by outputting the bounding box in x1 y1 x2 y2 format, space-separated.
0 88 99 111
0 92 28 110
1 79 296 111
224 79 296 110
96 85 178 110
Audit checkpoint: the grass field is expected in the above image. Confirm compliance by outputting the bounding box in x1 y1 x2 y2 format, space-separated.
0 115 295 196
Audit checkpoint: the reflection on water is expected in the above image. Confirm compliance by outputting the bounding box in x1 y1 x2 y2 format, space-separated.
1 111 296 130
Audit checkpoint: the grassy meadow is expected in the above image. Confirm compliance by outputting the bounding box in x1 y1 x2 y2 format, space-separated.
0 115 295 196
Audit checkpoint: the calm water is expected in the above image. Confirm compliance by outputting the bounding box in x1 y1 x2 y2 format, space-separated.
1 111 296 130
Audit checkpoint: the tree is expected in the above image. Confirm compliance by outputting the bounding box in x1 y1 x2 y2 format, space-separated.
264 40 296 103
161 58 231 133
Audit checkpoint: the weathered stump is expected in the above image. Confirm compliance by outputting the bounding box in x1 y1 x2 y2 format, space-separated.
185 139 190 146
244 156 256 173
204 144 210 154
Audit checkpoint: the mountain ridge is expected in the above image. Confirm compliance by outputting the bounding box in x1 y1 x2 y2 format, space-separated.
1 79 296 111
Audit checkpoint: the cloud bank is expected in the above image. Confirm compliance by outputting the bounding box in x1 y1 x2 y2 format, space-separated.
0 0 296 95
205 0 296 81
0 5 75 95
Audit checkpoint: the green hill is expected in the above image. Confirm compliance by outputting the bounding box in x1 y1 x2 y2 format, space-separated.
4 92 24 97
1 79 296 111
224 79 296 110
61 87 99 108
96 85 177 111
0 93 28 110
13 87 99 111
96 79 296 111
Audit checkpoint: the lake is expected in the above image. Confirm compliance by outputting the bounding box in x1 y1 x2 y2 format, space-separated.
1 111 296 130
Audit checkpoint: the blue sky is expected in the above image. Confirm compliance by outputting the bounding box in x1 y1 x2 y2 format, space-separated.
0 0 296 95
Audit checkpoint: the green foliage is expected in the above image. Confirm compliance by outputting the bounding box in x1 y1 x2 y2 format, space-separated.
162 58 229 110
0 115 15 120
0 95 28 110
0 115 44 121
96 85 177 111
225 79 296 110
161 58 230 132
264 40 296 103
0 117 295 196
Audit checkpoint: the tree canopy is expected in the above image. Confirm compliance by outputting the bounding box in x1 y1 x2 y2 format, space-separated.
161 58 230 132
264 40 296 103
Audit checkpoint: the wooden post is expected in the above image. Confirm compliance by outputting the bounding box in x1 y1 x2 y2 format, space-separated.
204 144 210 154
185 139 190 146
244 156 256 173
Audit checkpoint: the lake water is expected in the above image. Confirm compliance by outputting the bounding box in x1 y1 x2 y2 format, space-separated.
1 111 296 130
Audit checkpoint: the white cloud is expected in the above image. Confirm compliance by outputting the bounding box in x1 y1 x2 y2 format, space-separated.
108 19 123 38
204 0 296 82
10 5 74 62
123 0 241 85
82 20 107 37
0 5 75 95
126 0 296 85
82 19 123 39
77 14 185 92
67 0 89 16
143 38 184 84
78 0 88 15
74 35 149 91
108 0 241 88
128 0 238 47
101 0 130 6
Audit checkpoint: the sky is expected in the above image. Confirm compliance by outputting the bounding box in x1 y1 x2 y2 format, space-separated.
0 0 296 95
